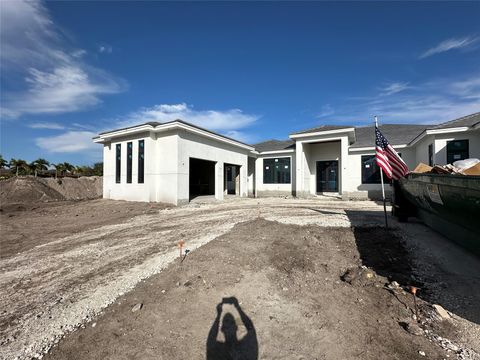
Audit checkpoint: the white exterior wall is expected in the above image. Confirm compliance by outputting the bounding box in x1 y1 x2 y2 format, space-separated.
103 132 156 202
255 153 296 196
177 130 249 204
102 129 250 206
433 131 480 165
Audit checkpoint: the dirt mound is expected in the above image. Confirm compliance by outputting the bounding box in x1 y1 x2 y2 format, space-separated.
0 176 102 205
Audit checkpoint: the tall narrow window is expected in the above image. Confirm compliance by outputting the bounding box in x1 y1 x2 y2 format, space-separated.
138 140 144 184
428 144 434 166
115 144 121 183
126 142 132 183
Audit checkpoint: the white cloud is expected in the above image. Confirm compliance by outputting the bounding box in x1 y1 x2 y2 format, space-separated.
28 122 65 130
118 103 259 132
316 104 334 118
36 131 98 153
380 82 410 96
325 73 480 125
419 36 478 59
98 45 113 54
0 0 125 119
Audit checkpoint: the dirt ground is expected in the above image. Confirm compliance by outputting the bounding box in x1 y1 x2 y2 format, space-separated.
1 197 479 360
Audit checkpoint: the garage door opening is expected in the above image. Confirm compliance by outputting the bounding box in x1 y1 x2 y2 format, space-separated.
189 158 216 200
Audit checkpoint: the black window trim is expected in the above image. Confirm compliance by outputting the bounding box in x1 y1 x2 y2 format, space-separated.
138 139 145 184
115 143 121 184
126 141 133 183
263 156 292 184
361 154 381 185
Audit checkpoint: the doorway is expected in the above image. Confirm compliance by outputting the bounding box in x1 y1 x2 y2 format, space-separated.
316 160 338 193
224 164 240 195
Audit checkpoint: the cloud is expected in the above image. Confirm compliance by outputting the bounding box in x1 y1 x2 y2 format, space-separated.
380 82 410 96
98 44 113 54
419 36 479 59
323 73 480 125
28 122 65 130
118 103 259 132
36 131 98 153
316 104 334 118
0 0 125 119
34 103 260 153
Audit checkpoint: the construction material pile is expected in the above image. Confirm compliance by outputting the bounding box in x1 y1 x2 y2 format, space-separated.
0 176 102 205
412 158 480 176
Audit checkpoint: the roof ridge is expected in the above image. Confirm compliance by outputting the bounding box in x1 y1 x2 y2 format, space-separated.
432 111 480 128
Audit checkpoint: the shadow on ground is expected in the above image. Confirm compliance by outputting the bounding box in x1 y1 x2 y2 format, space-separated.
206 296 258 360
345 209 480 325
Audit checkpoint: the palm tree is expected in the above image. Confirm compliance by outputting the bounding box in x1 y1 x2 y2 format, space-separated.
0 155 9 169
93 162 103 176
9 158 29 176
31 158 50 177
62 162 74 175
53 163 65 178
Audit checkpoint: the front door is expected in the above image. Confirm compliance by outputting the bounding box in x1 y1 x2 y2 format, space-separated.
226 166 236 195
316 161 338 193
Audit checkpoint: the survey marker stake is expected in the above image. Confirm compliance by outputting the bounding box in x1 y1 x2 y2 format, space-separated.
178 240 185 259
181 249 191 263
410 286 419 321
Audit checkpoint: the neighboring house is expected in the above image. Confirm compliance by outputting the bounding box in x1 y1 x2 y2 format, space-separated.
94 112 480 205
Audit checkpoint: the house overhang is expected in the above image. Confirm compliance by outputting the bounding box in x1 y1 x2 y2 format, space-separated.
93 120 255 152
408 126 471 146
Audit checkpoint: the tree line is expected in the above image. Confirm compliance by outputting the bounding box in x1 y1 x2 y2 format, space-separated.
0 155 102 177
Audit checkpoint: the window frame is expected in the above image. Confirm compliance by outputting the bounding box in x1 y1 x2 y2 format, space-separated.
446 139 469 164
361 154 381 184
115 143 121 184
263 156 291 184
138 139 145 184
428 143 434 167
126 142 133 184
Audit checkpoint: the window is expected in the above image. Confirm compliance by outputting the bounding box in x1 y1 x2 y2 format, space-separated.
263 157 291 184
126 142 133 183
138 140 144 184
428 144 434 166
115 144 121 183
361 155 381 184
447 139 469 164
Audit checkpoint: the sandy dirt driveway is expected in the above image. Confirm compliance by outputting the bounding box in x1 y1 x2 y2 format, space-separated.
1 197 381 359
1 197 479 360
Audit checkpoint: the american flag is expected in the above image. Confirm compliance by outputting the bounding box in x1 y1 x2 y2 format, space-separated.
375 125 409 180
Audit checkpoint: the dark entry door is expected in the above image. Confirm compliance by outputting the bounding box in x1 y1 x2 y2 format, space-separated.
316 161 338 193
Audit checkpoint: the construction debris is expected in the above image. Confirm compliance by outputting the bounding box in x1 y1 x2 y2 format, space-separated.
411 158 480 176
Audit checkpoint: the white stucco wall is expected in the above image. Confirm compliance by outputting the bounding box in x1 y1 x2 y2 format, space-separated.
255 153 295 196
433 131 480 165
305 141 341 195
102 129 250 205
177 130 250 204
103 132 156 202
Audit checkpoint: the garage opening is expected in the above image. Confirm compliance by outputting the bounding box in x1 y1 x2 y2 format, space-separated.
189 158 216 200
224 164 241 196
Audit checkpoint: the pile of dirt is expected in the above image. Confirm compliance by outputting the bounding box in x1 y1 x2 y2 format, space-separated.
0 176 102 206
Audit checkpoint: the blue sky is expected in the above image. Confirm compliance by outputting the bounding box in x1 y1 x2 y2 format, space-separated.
1 1 479 165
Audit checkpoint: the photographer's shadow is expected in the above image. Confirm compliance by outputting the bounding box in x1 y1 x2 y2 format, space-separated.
206 297 258 360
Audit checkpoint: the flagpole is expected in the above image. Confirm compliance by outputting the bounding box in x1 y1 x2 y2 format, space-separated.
375 116 389 229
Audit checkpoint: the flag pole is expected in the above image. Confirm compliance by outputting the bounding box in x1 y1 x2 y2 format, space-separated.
375 116 389 229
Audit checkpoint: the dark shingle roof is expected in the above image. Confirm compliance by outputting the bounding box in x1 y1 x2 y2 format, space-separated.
429 112 480 130
290 125 353 136
351 124 428 148
254 139 295 152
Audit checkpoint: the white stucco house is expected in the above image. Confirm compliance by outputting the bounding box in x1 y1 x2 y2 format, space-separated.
93 112 480 205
